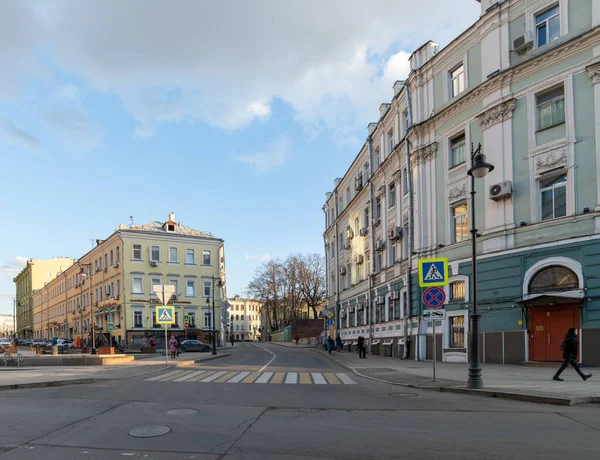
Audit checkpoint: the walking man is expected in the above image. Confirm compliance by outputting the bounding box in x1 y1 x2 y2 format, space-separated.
357 335 366 359
553 328 592 381
326 335 334 354
335 334 342 352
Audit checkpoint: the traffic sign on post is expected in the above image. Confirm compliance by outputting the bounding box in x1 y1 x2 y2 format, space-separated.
326 312 334 319
156 306 175 324
184 321 189 329
418 258 449 287
107 322 115 331
153 284 176 305
423 309 447 320
422 287 446 309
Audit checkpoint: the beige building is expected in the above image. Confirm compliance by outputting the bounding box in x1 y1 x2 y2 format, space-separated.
228 295 262 341
31 213 226 349
13 257 74 338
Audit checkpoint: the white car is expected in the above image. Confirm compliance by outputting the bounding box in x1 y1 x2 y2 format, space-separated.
0 338 12 350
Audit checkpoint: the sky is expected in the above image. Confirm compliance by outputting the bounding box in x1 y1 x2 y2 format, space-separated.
0 0 480 315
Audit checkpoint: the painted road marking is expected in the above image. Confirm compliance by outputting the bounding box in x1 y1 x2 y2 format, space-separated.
299 373 311 384
242 372 261 383
189 370 216 382
336 373 356 385
215 371 238 383
311 373 327 384
200 371 228 382
173 370 206 382
255 372 273 383
271 372 285 384
323 373 341 384
227 371 251 383
157 371 191 382
285 372 298 384
146 370 185 381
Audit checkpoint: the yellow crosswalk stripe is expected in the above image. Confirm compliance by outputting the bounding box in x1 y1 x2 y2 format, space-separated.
270 372 285 384
188 370 216 382
299 373 311 384
158 370 192 382
215 371 239 383
323 373 341 384
242 372 261 383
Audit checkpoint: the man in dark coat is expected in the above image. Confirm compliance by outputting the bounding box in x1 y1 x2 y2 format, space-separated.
357 335 366 359
553 328 592 381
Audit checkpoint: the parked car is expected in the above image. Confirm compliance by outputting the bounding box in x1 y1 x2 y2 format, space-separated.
179 340 211 353
45 339 74 354
32 339 47 348
0 338 12 351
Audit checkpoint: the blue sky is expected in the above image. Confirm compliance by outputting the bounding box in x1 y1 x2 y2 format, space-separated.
0 1 480 315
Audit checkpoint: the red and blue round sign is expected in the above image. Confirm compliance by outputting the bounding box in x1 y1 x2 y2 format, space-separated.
422 287 446 309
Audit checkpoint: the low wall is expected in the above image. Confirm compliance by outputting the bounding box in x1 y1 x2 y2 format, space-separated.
5 355 135 367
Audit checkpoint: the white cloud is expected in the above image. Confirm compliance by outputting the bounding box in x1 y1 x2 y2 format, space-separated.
245 254 271 261
0 1 480 139
0 256 28 278
232 134 291 174
0 117 40 151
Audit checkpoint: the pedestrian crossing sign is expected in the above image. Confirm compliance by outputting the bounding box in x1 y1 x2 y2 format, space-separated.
418 258 449 287
156 306 175 324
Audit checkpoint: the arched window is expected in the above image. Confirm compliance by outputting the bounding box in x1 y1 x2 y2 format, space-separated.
528 266 579 294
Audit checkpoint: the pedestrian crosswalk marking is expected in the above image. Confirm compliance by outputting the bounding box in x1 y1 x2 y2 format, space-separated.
256 372 273 384
146 369 356 385
424 263 443 281
311 373 327 384
227 371 250 383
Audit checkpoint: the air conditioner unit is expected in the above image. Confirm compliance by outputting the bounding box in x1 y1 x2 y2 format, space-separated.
354 254 364 265
390 291 400 301
489 180 513 200
375 296 384 304
388 227 403 240
113 262 119 268
513 35 533 55
374 218 381 227
344 239 352 250
172 294 178 301
359 227 368 237
150 261 158 267
340 310 346 318
375 240 385 251
345 228 354 240
339 266 347 276
355 174 363 191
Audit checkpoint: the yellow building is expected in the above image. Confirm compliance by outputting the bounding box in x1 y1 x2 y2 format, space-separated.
31 213 226 349
13 257 74 338
228 295 263 341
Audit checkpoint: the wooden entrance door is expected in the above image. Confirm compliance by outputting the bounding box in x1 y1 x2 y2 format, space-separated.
528 304 579 362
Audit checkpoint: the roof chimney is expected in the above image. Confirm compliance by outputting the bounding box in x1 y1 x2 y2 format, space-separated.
168 212 175 222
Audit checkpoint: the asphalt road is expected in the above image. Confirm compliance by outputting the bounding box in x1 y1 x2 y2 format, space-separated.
2 342 600 459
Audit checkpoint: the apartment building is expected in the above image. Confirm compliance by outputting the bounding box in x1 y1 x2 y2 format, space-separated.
228 295 262 341
31 213 226 348
13 257 74 338
324 0 600 366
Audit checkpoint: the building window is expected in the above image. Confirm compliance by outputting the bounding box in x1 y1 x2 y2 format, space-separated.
152 311 157 327
347 264 352 289
116 246 120 262
375 196 381 220
187 312 196 327
374 147 380 171
202 250 211 266
151 277 161 296
390 242 396 265
450 281 465 301
203 280 212 298
116 279 120 297
388 182 396 208
132 244 142 261
540 173 567 221
375 251 382 273
528 266 578 294
450 133 466 167
449 316 465 348
169 279 179 296
364 207 369 229
186 249 195 265
204 312 212 329
169 247 178 263
402 168 408 195
132 277 143 295
346 186 351 206
355 217 359 236
536 5 560 48
134 311 143 328
151 246 160 262
452 204 468 243
450 64 465 98
536 86 565 131
186 280 196 297
387 130 394 154
110 250 113 266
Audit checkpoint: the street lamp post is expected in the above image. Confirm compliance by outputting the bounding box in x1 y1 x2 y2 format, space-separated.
466 143 494 390
14 301 19 340
205 276 223 356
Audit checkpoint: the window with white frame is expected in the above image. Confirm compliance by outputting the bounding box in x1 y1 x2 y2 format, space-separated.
134 311 143 328
116 279 120 297
186 279 196 297
450 64 465 98
374 147 380 170
186 249 195 265
132 277 143 295
450 133 466 167
150 246 160 262
536 5 560 48
204 312 212 329
169 279 179 296
364 207 369 229
449 315 465 348
402 168 408 195
203 280 212 298
375 196 381 220
388 182 396 208
202 250 211 266
132 244 142 261
375 251 382 273
347 263 352 289
151 277 161 296
346 186 351 206
387 130 394 154
354 217 359 236
536 86 565 131
390 242 396 265
116 246 120 262
169 247 178 263
451 203 469 243
540 173 567 221
363 162 369 181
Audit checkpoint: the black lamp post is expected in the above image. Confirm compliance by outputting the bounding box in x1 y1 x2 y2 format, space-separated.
466 143 494 390
206 277 223 356
15 302 20 340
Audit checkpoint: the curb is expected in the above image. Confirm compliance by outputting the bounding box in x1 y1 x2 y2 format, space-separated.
193 353 231 364
270 343 318 349
312 349 594 406
0 378 99 391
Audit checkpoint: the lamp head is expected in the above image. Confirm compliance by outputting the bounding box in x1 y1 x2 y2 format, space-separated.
468 151 494 179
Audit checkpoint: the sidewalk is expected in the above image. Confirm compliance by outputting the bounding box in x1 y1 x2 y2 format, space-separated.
315 349 600 405
270 342 318 348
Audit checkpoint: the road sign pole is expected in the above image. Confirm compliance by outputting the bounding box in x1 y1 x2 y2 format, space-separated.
163 286 168 365
433 320 436 382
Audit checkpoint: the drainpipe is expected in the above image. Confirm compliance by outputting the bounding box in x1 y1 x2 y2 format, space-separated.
367 136 375 347
322 205 329 337
118 232 127 349
402 81 415 360
334 189 339 338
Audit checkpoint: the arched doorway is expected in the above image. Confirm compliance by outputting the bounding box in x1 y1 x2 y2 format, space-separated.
525 264 581 362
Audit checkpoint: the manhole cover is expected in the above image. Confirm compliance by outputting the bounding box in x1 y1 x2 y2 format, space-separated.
128 425 171 438
166 408 198 416
389 392 418 398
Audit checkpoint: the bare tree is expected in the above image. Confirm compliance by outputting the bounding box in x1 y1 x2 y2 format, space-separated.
297 253 326 319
